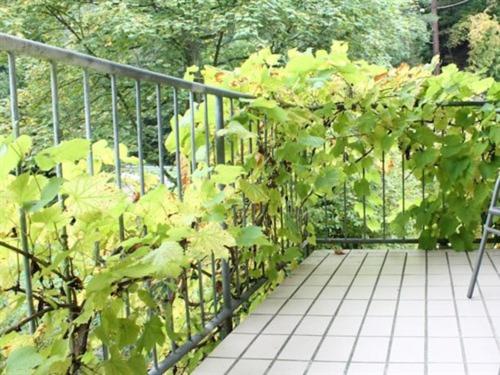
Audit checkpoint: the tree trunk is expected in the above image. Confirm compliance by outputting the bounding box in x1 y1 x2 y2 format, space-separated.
431 0 440 74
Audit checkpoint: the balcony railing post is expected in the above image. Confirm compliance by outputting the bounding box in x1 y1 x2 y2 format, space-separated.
215 95 233 337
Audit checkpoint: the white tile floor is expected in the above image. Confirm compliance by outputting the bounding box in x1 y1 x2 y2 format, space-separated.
194 249 500 375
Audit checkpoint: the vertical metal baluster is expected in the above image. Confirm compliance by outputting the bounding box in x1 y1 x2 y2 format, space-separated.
110 75 125 239
136 80 157 364
189 91 197 173
203 94 210 168
110 75 129 316
182 270 192 340
156 84 165 185
215 95 233 336
229 99 235 164
197 262 206 327
402 152 406 239
343 153 348 241
83 70 94 176
264 117 268 154
135 80 145 196
83 68 108 359
382 151 386 239
362 167 367 240
173 88 183 200
211 253 218 314
8 52 36 334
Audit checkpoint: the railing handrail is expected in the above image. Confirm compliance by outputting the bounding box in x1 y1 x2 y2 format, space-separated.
0 33 254 100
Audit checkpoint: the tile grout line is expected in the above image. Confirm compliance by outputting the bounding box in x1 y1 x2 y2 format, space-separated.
343 250 390 374
445 251 469 375
303 252 370 375
383 251 408 375
261 251 355 373
465 251 500 356
222 250 347 374
424 250 428 375
485 251 500 279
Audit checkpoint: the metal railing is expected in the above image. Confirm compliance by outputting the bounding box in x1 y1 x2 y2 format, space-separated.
0 33 294 374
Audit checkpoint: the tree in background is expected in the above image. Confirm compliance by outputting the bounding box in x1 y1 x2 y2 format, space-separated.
429 0 499 79
0 0 429 163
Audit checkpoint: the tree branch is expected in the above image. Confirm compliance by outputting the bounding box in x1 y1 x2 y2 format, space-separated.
437 0 469 10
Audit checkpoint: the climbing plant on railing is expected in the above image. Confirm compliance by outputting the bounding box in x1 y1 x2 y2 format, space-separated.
0 41 498 375
197 42 499 250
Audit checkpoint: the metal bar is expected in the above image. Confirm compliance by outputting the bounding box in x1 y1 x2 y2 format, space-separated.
0 33 252 100
211 253 218 314
381 151 386 239
111 75 125 241
214 96 225 165
402 152 406 239
362 167 367 239
83 70 94 176
135 80 145 195
221 259 233 337
189 91 197 172
149 277 266 375
197 262 206 326
203 94 210 167
317 237 492 244
173 88 183 201
8 52 36 334
156 84 165 185
182 270 192 340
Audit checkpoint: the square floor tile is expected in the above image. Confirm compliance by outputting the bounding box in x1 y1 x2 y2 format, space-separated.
460 316 494 337
394 317 425 336
328 316 363 336
468 364 500 374
280 299 313 314
386 363 424 375
352 337 389 362
295 316 331 335
309 299 341 315
428 286 453 300
389 337 425 362
397 300 425 316
428 300 455 316
428 363 466 375
346 363 385 375
455 299 487 317
306 362 346 374
337 300 369 316
253 298 286 314
278 335 321 360
243 335 288 359
463 337 500 363
228 359 270 375
428 338 463 362
319 286 348 299
315 336 356 361
428 317 459 337
193 358 235 375
367 300 397 316
268 360 308 375
346 287 373 299
210 333 255 358
263 315 302 334
399 286 425 300
373 286 399 299
294 285 323 299
233 315 273 334
360 316 393 336
269 286 297 299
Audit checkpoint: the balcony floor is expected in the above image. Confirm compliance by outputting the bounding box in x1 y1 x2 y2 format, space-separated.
193 249 500 375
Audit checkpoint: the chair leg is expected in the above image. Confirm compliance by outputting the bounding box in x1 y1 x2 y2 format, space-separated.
467 214 492 298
